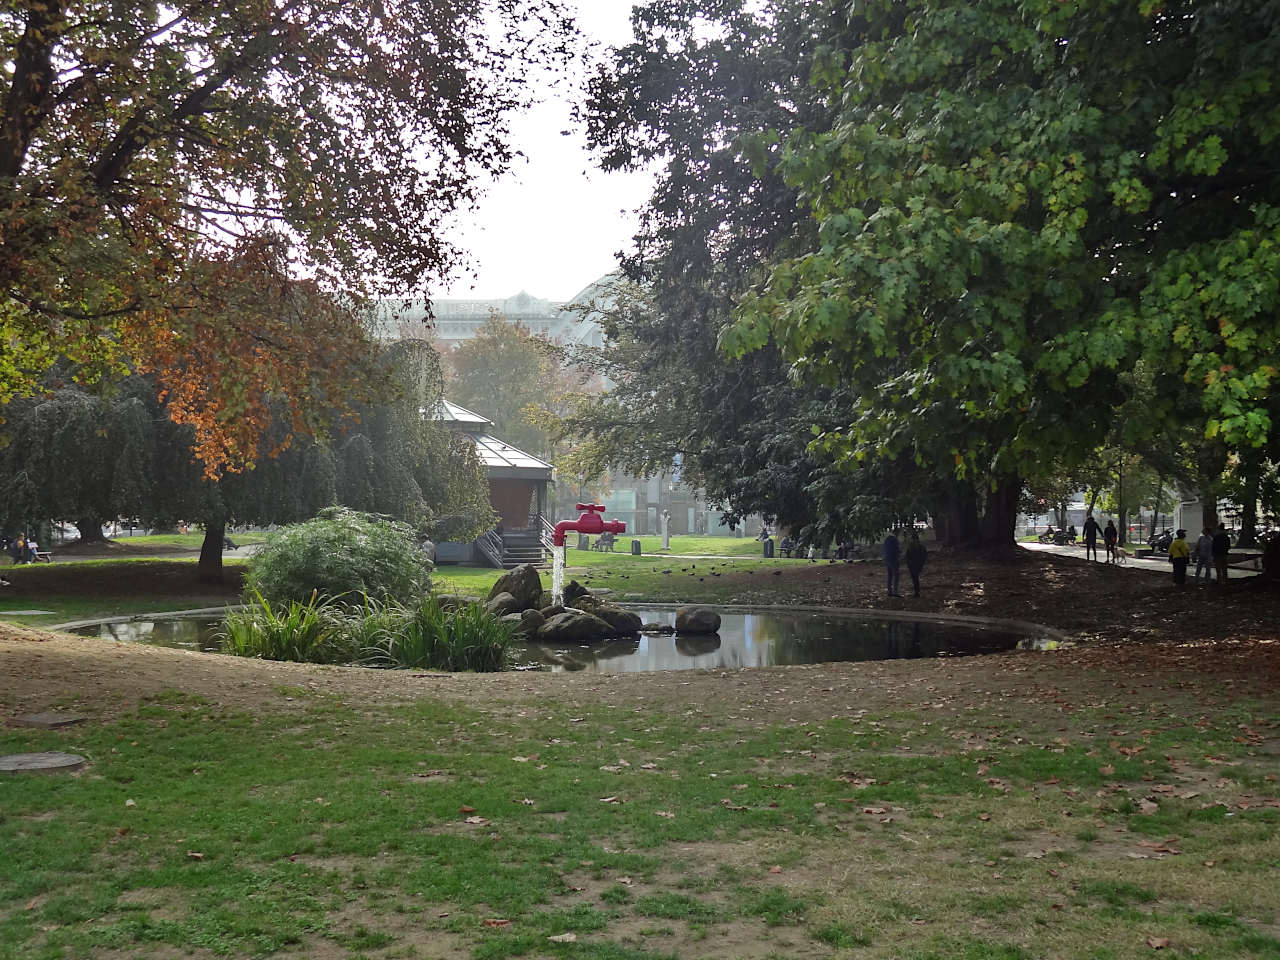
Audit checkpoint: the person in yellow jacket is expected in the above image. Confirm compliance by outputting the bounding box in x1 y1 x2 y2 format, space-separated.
1169 529 1191 586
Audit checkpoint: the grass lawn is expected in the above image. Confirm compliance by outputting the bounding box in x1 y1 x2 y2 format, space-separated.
104 532 270 549
0 559 245 629
3 553 1279 958
432 552 802 604
1 637 1276 960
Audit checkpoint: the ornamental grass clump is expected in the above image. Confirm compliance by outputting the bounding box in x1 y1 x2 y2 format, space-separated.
244 507 429 607
367 596 514 672
222 590 359 664
224 592 513 672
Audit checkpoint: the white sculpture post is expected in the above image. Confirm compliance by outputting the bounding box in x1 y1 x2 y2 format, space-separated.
661 509 671 551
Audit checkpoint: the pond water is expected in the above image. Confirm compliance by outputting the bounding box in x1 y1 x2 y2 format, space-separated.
70 608 1054 674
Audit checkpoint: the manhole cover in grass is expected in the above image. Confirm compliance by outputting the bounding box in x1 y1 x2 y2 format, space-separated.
0 752 87 774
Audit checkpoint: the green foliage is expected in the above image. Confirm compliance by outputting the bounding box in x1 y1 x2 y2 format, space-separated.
727 0 1280 525
366 596 514 673
222 590 359 664
222 590 513 672
243 508 429 607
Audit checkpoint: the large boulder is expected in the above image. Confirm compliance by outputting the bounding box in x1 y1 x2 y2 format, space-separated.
487 563 544 611
536 609 615 645
592 604 642 635
483 592 522 616
675 606 721 634
538 604 566 620
519 608 546 635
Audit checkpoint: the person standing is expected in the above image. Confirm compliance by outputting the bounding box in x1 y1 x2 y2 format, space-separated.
1211 523 1231 590
1194 527 1216 583
1103 519 1118 562
1169 529 1191 586
905 532 928 597
1082 512 1102 561
883 529 902 597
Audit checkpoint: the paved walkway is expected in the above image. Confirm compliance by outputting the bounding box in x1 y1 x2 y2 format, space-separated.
1019 540 1260 581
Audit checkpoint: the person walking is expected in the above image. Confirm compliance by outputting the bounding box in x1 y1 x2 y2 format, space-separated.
883 528 902 597
1194 527 1216 583
905 532 928 597
1082 511 1102 561
1103 520 1118 562
1169 529 1191 586
1211 523 1231 590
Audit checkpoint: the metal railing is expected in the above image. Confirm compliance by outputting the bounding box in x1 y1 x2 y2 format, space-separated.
538 515 555 557
476 528 504 568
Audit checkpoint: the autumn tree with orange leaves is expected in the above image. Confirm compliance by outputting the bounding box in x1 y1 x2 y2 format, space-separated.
1 0 576 474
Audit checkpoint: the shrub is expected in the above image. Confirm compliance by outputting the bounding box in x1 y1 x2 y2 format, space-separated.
244 507 429 607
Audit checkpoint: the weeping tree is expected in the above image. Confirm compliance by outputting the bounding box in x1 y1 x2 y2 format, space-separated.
0 376 157 542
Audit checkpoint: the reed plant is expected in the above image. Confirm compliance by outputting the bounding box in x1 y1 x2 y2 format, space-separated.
223 591 513 672
370 595 514 672
221 589 359 664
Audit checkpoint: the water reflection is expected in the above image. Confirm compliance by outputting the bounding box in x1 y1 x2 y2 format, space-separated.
511 608 1050 674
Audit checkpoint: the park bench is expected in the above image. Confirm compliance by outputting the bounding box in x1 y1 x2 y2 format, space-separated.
592 532 616 552
34 551 52 563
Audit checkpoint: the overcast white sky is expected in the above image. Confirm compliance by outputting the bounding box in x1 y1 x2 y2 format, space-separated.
435 1 655 302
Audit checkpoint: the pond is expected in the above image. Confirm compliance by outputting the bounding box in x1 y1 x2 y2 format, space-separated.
69 607 1056 674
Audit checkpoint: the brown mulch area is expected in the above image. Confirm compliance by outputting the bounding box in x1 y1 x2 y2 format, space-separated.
703 548 1280 644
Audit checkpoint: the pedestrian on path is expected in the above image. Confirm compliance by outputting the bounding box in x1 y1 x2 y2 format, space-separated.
1083 512 1102 561
1104 520 1118 562
905 532 928 597
1212 523 1231 590
1169 529 1191 586
883 529 901 597
1194 527 1216 583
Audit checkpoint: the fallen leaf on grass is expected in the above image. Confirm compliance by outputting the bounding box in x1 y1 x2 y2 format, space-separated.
1137 799 1159 815
464 816 490 825
862 806 887 815
512 754 538 763
599 796 623 804
768 865 783 874
460 805 477 814
1145 937 1171 949
720 800 748 811
483 918 510 928
517 798 536 806
186 851 204 860
1099 765 1115 776
1203 860 1217 867
24 899 37 911
616 876 634 885
548 932 577 943
655 810 675 819
978 813 991 822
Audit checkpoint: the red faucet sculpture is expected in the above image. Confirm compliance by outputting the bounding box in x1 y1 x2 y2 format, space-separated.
552 503 626 547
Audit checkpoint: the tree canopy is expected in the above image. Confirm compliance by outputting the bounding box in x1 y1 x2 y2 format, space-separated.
1 0 575 472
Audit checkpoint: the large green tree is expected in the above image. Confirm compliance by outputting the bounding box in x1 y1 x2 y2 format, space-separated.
726 0 1280 544
1 0 575 472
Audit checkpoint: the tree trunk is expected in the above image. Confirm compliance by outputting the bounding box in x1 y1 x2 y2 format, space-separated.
937 483 980 547
1148 474 1164 542
75 518 108 544
1201 493 1218 533
198 519 225 583
1238 459 1259 547
980 476 1021 548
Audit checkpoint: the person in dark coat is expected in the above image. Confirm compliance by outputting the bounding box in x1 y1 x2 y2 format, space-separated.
883 529 901 597
1211 523 1231 590
1082 512 1102 561
905 532 928 597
